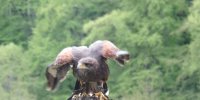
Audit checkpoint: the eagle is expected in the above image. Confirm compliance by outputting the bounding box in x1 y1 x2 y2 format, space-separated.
45 40 129 99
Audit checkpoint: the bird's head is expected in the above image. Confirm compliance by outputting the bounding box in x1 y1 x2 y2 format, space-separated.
77 57 99 71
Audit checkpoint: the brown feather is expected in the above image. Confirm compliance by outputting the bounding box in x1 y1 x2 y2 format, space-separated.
102 40 119 58
55 48 73 66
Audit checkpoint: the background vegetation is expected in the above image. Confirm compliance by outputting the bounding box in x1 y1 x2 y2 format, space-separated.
0 0 200 100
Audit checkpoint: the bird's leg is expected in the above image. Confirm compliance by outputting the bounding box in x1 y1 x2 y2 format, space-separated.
80 80 84 86
97 81 105 94
79 81 88 96
95 81 109 100
99 81 104 88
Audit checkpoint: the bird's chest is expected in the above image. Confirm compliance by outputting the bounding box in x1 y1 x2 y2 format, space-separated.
76 70 98 82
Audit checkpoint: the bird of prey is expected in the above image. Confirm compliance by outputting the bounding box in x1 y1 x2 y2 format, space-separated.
45 40 130 99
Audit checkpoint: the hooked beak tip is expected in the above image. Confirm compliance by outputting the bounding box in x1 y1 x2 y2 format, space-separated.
77 63 88 69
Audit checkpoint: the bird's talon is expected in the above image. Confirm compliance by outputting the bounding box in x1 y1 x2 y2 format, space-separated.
95 92 108 100
81 92 88 96
72 94 78 99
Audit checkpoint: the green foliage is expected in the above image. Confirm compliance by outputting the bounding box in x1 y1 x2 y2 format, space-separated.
188 0 200 71
0 0 200 100
0 0 38 47
0 43 36 100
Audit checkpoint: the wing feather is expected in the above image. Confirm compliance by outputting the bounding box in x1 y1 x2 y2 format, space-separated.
102 40 119 58
46 48 73 91
55 48 73 66
89 40 130 65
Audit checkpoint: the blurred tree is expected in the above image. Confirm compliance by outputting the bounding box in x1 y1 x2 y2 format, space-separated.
175 0 200 99
188 0 200 72
0 0 199 100
0 43 36 100
0 0 38 47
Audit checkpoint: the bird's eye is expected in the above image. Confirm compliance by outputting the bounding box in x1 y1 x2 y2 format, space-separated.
85 63 90 66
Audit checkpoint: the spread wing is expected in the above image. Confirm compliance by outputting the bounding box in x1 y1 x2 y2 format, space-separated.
89 40 130 65
46 46 89 91
46 48 73 91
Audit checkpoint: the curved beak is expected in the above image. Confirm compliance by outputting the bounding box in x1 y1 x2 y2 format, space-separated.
77 63 89 69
